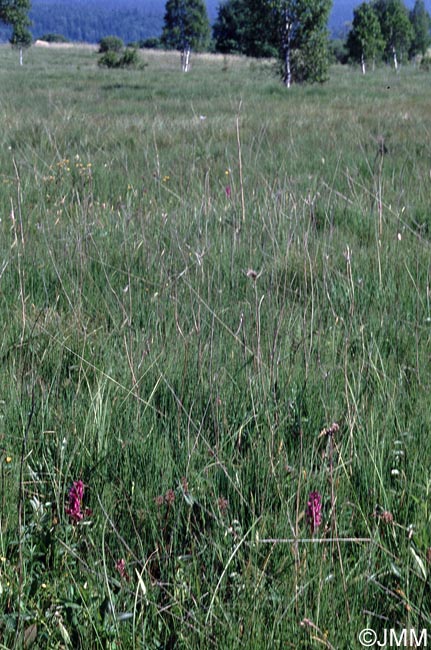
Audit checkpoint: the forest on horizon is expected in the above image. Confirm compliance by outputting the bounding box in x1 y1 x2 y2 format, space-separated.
0 0 402 44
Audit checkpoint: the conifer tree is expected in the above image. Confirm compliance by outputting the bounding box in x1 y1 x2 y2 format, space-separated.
213 0 249 54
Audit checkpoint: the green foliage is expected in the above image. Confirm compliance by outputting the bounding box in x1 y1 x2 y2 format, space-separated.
347 2 385 71
213 0 250 54
0 0 32 52
0 0 31 25
39 32 70 43
98 34 124 53
214 0 333 83
419 52 431 68
98 47 140 69
278 0 333 85
120 47 139 67
373 0 413 65
138 36 163 49
10 19 31 48
98 35 142 69
329 37 349 63
214 0 279 57
240 0 279 57
98 49 121 67
161 0 211 52
409 0 431 57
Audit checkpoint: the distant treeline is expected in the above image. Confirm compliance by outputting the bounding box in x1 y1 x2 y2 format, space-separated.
0 3 164 44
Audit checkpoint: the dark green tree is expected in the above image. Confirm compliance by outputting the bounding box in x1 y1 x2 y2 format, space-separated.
243 0 279 57
373 0 413 69
409 0 430 57
0 0 32 65
347 2 385 73
213 0 249 54
161 0 211 70
213 0 278 57
214 0 332 84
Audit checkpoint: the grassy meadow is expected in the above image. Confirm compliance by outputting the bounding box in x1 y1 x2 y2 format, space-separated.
1 43 431 648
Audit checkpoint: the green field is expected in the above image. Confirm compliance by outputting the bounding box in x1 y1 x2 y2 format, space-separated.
1 44 431 648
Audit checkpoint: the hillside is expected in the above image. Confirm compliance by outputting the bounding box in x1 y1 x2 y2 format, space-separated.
0 1 165 44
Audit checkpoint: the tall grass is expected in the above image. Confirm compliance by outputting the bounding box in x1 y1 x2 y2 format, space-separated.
1 44 431 648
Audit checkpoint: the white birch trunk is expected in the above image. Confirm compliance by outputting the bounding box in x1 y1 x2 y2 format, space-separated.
392 46 398 71
285 44 291 87
283 11 292 88
181 47 191 72
361 51 366 75
19 48 23 66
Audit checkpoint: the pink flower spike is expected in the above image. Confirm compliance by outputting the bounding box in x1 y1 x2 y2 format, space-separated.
306 491 322 535
225 185 231 199
115 558 130 582
73 480 84 501
66 480 90 523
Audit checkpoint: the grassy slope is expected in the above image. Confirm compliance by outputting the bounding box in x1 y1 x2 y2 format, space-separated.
1 45 431 648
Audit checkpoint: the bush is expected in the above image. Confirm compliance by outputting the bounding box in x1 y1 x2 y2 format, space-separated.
120 48 139 67
330 39 349 64
98 51 120 68
98 35 124 53
98 48 141 69
420 54 431 71
139 37 163 49
40 33 70 43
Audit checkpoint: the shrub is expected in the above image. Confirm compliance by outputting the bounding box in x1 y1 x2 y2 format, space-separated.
120 47 139 67
98 51 120 68
140 37 163 49
420 53 431 70
98 48 141 69
98 35 124 53
330 38 349 64
40 33 70 43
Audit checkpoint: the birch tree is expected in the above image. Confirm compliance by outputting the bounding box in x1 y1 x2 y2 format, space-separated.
214 0 332 85
373 0 413 69
276 0 332 87
409 0 431 57
347 2 384 73
0 0 32 65
161 0 210 71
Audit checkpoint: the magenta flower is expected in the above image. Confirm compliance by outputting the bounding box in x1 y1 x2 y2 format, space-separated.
306 491 322 534
115 558 130 582
225 185 231 199
66 480 91 523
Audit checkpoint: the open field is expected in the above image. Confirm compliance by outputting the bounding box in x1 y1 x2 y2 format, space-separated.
1 45 431 648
